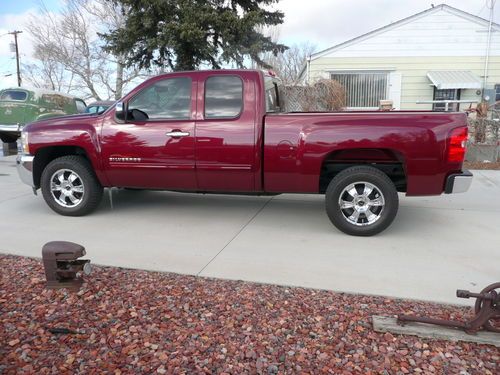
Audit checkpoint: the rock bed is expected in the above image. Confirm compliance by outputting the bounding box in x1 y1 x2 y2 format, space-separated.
1 254 498 374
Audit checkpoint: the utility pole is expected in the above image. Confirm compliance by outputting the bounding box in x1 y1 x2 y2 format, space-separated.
8 30 23 87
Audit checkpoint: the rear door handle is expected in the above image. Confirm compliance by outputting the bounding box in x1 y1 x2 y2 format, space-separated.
166 131 190 137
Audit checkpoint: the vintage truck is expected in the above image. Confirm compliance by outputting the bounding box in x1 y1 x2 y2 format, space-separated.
0 88 87 143
16 70 472 236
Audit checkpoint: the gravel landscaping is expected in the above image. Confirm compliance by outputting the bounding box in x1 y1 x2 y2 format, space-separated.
1 254 498 374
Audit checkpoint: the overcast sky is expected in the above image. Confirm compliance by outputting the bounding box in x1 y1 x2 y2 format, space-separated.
0 0 498 89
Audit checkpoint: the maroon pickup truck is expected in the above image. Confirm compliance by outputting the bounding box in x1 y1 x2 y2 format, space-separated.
17 69 472 236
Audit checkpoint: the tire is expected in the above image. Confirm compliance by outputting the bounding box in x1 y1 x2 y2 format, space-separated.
40 155 103 216
325 166 399 236
0 134 18 144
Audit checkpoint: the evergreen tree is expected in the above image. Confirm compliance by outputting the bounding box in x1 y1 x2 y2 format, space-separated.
102 0 287 71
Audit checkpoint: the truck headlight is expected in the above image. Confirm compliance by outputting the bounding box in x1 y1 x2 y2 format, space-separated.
20 131 30 154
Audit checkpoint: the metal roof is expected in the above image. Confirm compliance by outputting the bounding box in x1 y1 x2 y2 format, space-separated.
426 71 482 90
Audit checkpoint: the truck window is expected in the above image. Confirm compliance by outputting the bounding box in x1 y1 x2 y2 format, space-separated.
205 76 243 118
265 76 281 112
128 77 192 120
75 99 87 113
0 90 27 101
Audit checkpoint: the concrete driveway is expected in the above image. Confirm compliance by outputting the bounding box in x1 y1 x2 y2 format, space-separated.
1 154 499 305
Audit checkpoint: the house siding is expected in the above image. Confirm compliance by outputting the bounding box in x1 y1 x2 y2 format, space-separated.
305 6 500 110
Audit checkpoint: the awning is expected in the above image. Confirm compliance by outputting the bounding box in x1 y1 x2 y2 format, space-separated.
426 71 482 90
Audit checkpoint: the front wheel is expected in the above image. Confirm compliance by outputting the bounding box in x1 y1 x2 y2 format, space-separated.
41 155 103 216
325 166 399 236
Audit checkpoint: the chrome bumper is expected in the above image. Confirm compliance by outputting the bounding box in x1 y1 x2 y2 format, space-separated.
16 154 35 187
0 124 22 133
445 170 473 194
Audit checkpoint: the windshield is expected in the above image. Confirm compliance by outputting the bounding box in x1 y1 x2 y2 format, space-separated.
0 90 27 101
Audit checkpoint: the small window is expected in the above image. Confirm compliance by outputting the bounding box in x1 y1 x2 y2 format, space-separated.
0 90 27 101
495 84 500 102
129 77 192 120
265 76 280 112
75 99 86 113
205 76 243 118
433 88 460 111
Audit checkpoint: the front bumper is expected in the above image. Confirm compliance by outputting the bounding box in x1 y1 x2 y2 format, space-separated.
16 154 35 187
444 169 473 194
0 124 23 134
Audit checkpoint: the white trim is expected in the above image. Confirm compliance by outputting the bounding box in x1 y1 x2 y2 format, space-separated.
326 68 396 73
310 4 500 61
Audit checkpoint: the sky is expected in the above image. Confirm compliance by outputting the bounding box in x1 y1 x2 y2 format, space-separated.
0 0 498 90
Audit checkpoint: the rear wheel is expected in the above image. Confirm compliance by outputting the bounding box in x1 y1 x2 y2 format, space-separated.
41 155 103 216
325 166 399 236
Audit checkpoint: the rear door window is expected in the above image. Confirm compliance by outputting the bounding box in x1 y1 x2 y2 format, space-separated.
204 76 243 119
0 90 27 101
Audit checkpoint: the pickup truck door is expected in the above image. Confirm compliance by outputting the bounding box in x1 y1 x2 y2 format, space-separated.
195 73 258 191
100 75 197 189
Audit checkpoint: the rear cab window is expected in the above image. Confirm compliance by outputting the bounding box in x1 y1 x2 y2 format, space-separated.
75 99 87 113
204 76 243 119
0 90 27 101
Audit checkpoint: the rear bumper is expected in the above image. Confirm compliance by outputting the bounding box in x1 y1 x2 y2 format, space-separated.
444 170 473 194
16 154 35 187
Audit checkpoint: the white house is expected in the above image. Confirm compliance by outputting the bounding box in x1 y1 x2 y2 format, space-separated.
300 4 500 111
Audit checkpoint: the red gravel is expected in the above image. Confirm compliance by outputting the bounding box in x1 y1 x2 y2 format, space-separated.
1 254 498 374
463 161 500 170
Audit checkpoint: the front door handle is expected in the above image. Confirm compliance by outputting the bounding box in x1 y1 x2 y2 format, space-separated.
166 131 190 137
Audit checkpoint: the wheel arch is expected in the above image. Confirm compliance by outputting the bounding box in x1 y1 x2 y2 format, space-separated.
33 146 92 189
319 148 407 193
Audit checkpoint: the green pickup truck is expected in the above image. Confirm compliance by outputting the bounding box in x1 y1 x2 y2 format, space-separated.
0 88 86 143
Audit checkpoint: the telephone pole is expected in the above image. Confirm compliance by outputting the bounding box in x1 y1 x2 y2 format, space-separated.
8 30 23 87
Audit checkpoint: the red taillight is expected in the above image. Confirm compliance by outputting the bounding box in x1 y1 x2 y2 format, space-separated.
447 127 468 163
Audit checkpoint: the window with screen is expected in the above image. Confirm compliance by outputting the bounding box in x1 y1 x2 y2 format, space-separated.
205 76 243 118
331 72 388 108
0 90 27 101
129 77 192 120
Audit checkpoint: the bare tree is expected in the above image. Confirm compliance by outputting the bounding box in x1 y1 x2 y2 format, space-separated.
258 27 316 86
22 45 75 93
26 0 142 100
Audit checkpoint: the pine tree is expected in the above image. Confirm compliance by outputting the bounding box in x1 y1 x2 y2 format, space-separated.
102 0 288 71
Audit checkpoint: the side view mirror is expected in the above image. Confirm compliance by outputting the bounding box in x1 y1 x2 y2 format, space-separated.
115 101 126 121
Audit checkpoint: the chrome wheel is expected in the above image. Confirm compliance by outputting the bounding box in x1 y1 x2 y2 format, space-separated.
50 169 85 208
338 181 385 226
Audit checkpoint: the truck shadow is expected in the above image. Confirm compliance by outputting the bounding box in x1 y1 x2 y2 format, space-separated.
98 189 442 237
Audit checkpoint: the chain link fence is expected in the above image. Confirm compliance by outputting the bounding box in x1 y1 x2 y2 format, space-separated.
282 79 345 112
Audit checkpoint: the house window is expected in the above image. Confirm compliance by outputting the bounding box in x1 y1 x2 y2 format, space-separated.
433 88 460 111
330 72 388 108
495 84 500 102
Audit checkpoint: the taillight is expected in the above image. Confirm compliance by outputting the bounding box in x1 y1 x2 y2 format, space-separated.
447 127 467 163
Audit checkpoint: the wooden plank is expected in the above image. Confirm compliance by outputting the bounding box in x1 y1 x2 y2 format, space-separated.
372 316 500 348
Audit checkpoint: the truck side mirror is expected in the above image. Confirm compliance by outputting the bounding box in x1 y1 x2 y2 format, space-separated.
115 101 126 121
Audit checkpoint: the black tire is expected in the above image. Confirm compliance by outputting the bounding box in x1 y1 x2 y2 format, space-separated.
40 155 103 216
0 134 18 144
325 166 399 236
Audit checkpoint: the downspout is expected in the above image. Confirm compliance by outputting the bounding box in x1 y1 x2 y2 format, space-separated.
482 0 495 98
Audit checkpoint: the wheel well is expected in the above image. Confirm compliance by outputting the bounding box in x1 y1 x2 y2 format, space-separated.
33 146 89 188
319 148 407 193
